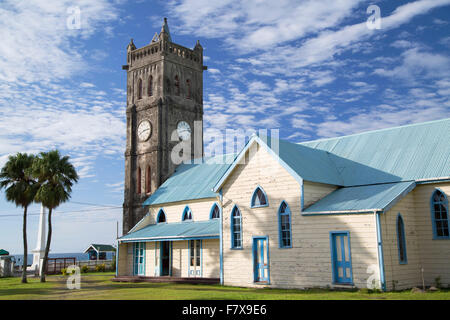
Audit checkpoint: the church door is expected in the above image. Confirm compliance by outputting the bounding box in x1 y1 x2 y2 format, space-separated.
160 241 171 276
188 240 202 277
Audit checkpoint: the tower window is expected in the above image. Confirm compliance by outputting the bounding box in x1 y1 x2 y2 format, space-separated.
148 76 153 96
166 79 171 94
431 189 449 239
137 78 143 100
137 167 141 194
175 75 180 96
146 165 151 194
186 79 191 99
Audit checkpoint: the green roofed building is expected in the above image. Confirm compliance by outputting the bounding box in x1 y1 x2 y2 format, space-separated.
84 244 115 261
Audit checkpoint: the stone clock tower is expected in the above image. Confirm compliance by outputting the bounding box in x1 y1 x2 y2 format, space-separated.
122 18 206 233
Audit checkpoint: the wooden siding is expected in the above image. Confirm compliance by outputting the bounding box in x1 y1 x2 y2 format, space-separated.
303 181 337 208
382 182 450 290
221 143 378 289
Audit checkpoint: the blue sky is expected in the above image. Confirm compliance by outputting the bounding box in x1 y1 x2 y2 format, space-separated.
0 0 449 253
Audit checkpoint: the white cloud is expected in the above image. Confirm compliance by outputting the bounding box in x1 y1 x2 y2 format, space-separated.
373 47 450 81
0 0 124 178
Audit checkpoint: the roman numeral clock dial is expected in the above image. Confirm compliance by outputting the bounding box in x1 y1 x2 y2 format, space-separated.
177 121 191 141
137 120 151 142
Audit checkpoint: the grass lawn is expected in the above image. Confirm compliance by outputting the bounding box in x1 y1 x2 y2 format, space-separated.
1 272 449 300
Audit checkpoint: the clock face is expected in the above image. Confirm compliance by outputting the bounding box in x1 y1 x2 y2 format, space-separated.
137 120 151 142
177 121 191 141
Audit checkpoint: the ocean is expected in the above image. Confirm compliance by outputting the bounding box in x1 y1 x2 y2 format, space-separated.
12 252 115 266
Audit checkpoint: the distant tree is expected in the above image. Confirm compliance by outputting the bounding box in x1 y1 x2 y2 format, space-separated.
0 153 38 283
32 150 79 282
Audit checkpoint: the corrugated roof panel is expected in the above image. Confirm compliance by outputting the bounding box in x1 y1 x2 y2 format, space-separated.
119 219 219 241
303 181 415 213
143 154 235 206
301 118 450 185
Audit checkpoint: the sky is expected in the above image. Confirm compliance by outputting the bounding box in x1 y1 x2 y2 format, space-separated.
0 0 449 253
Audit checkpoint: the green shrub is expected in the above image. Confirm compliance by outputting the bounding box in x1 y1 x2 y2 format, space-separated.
95 263 106 272
81 265 89 273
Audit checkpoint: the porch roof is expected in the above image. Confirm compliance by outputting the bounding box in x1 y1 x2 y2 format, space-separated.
302 181 416 214
119 219 219 242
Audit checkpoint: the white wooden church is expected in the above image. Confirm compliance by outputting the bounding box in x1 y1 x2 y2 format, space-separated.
116 20 450 291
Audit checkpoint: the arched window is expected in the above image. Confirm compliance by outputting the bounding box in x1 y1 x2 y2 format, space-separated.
157 209 166 223
145 166 151 194
148 75 153 96
186 79 191 99
166 78 171 94
210 203 220 219
251 186 268 208
137 78 143 99
137 167 141 194
431 189 449 239
174 75 180 96
182 206 193 221
278 201 292 248
231 206 242 249
397 214 407 264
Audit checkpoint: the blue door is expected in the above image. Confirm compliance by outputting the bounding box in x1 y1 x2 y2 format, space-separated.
253 237 269 283
133 242 145 276
330 232 352 284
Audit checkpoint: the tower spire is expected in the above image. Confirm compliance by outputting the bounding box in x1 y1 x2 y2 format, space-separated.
159 17 172 42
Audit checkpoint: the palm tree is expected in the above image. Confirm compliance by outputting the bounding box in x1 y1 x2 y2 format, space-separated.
0 153 38 283
32 150 79 282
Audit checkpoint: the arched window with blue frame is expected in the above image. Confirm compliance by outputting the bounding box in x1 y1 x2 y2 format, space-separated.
156 209 166 223
396 213 407 264
278 201 292 248
431 189 449 239
182 206 193 221
231 206 242 249
210 203 220 219
251 186 268 208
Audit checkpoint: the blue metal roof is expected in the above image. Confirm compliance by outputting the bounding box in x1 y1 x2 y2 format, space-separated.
303 181 416 214
143 154 235 206
301 118 450 186
119 219 219 242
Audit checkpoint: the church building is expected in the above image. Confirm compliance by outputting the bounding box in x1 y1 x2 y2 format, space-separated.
116 19 450 291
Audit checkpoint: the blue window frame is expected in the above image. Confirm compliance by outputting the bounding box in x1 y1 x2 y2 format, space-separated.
210 203 220 219
251 186 268 208
396 214 407 264
278 201 292 248
156 209 166 223
431 189 449 239
231 206 242 249
182 206 193 221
